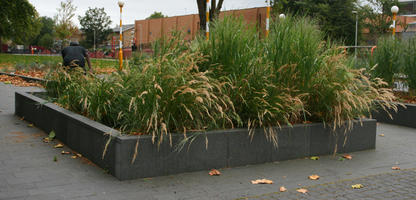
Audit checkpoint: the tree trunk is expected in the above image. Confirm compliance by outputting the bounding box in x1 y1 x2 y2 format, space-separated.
197 0 224 31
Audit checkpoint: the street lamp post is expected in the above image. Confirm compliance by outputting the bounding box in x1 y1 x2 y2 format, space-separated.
266 0 270 38
206 0 210 40
118 1 124 71
352 11 358 59
138 24 142 51
391 6 399 38
93 29 96 58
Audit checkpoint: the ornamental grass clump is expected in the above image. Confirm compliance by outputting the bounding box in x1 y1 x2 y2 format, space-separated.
46 15 397 149
403 38 416 92
369 37 403 87
195 16 305 144
45 49 239 146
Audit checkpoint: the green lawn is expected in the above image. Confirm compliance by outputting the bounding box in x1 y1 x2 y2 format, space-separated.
0 53 119 69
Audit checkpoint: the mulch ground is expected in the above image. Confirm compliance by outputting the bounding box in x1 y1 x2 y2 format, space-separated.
394 91 416 104
0 75 43 87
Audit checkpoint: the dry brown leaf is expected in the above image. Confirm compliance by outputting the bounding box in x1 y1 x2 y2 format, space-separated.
343 154 352 160
71 155 77 159
27 124 34 127
279 186 287 192
42 137 50 143
61 151 70 155
392 166 401 170
251 179 273 184
379 134 385 137
54 144 64 148
76 153 82 157
308 174 320 180
296 188 308 194
209 169 221 176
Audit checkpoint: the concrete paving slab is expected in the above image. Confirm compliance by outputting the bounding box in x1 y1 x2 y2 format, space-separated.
1 83 416 199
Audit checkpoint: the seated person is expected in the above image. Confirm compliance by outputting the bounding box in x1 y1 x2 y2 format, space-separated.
61 41 93 73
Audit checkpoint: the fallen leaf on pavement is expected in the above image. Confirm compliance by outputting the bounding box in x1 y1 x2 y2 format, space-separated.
392 166 401 170
49 131 56 140
351 184 364 189
54 144 64 148
308 174 320 180
209 169 221 176
379 134 385 137
42 137 50 143
27 124 34 127
76 153 82 157
279 186 287 192
310 156 320 160
296 188 308 194
343 154 352 160
71 155 77 159
61 151 70 155
251 179 273 184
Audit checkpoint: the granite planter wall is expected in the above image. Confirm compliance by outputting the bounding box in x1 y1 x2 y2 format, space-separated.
372 103 416 128
15 91 377 180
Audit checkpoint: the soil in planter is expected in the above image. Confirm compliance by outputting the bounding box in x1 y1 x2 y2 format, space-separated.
394 91 416 104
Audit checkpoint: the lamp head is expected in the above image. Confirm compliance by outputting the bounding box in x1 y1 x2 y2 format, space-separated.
118 1 124 8
279 14 286 19
391 6 399 14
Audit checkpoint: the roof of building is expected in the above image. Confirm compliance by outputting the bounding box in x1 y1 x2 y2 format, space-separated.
113 24 135 33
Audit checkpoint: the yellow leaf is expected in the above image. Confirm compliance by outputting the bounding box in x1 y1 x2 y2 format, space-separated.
392 166 401 170
310 156 320 160
76 153 82 157
251 179 273 184
352 184 364 189
308 174 320 180
209 169 221 176
279 186 287 192
71 155 77 159
296 188 308 194
54 144 64 148
27 124 34 127
379 134 385 137
42 137 50 143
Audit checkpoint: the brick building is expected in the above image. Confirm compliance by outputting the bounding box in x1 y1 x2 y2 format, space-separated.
134 7 268 47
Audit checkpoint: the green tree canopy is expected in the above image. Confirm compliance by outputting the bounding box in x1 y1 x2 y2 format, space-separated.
146 11 166 19
55 0 78 42
39 34 54 49
32 17 56 46
0 0 41 45
78 7 112 49
272 0 358 45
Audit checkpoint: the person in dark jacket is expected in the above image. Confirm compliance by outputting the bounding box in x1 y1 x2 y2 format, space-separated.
61 41 93 73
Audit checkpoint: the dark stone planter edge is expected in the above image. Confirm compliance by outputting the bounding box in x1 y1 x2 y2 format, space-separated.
15 91 377 180
372 101 416 128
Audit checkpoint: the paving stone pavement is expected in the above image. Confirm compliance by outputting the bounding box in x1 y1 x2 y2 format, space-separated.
1 83 416 200
241 169 416 200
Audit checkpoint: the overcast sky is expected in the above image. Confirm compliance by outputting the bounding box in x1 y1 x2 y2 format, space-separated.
29 0 267 28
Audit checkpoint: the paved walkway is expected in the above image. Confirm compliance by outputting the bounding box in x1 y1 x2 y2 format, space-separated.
242 169 416 200
1 83 416 200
